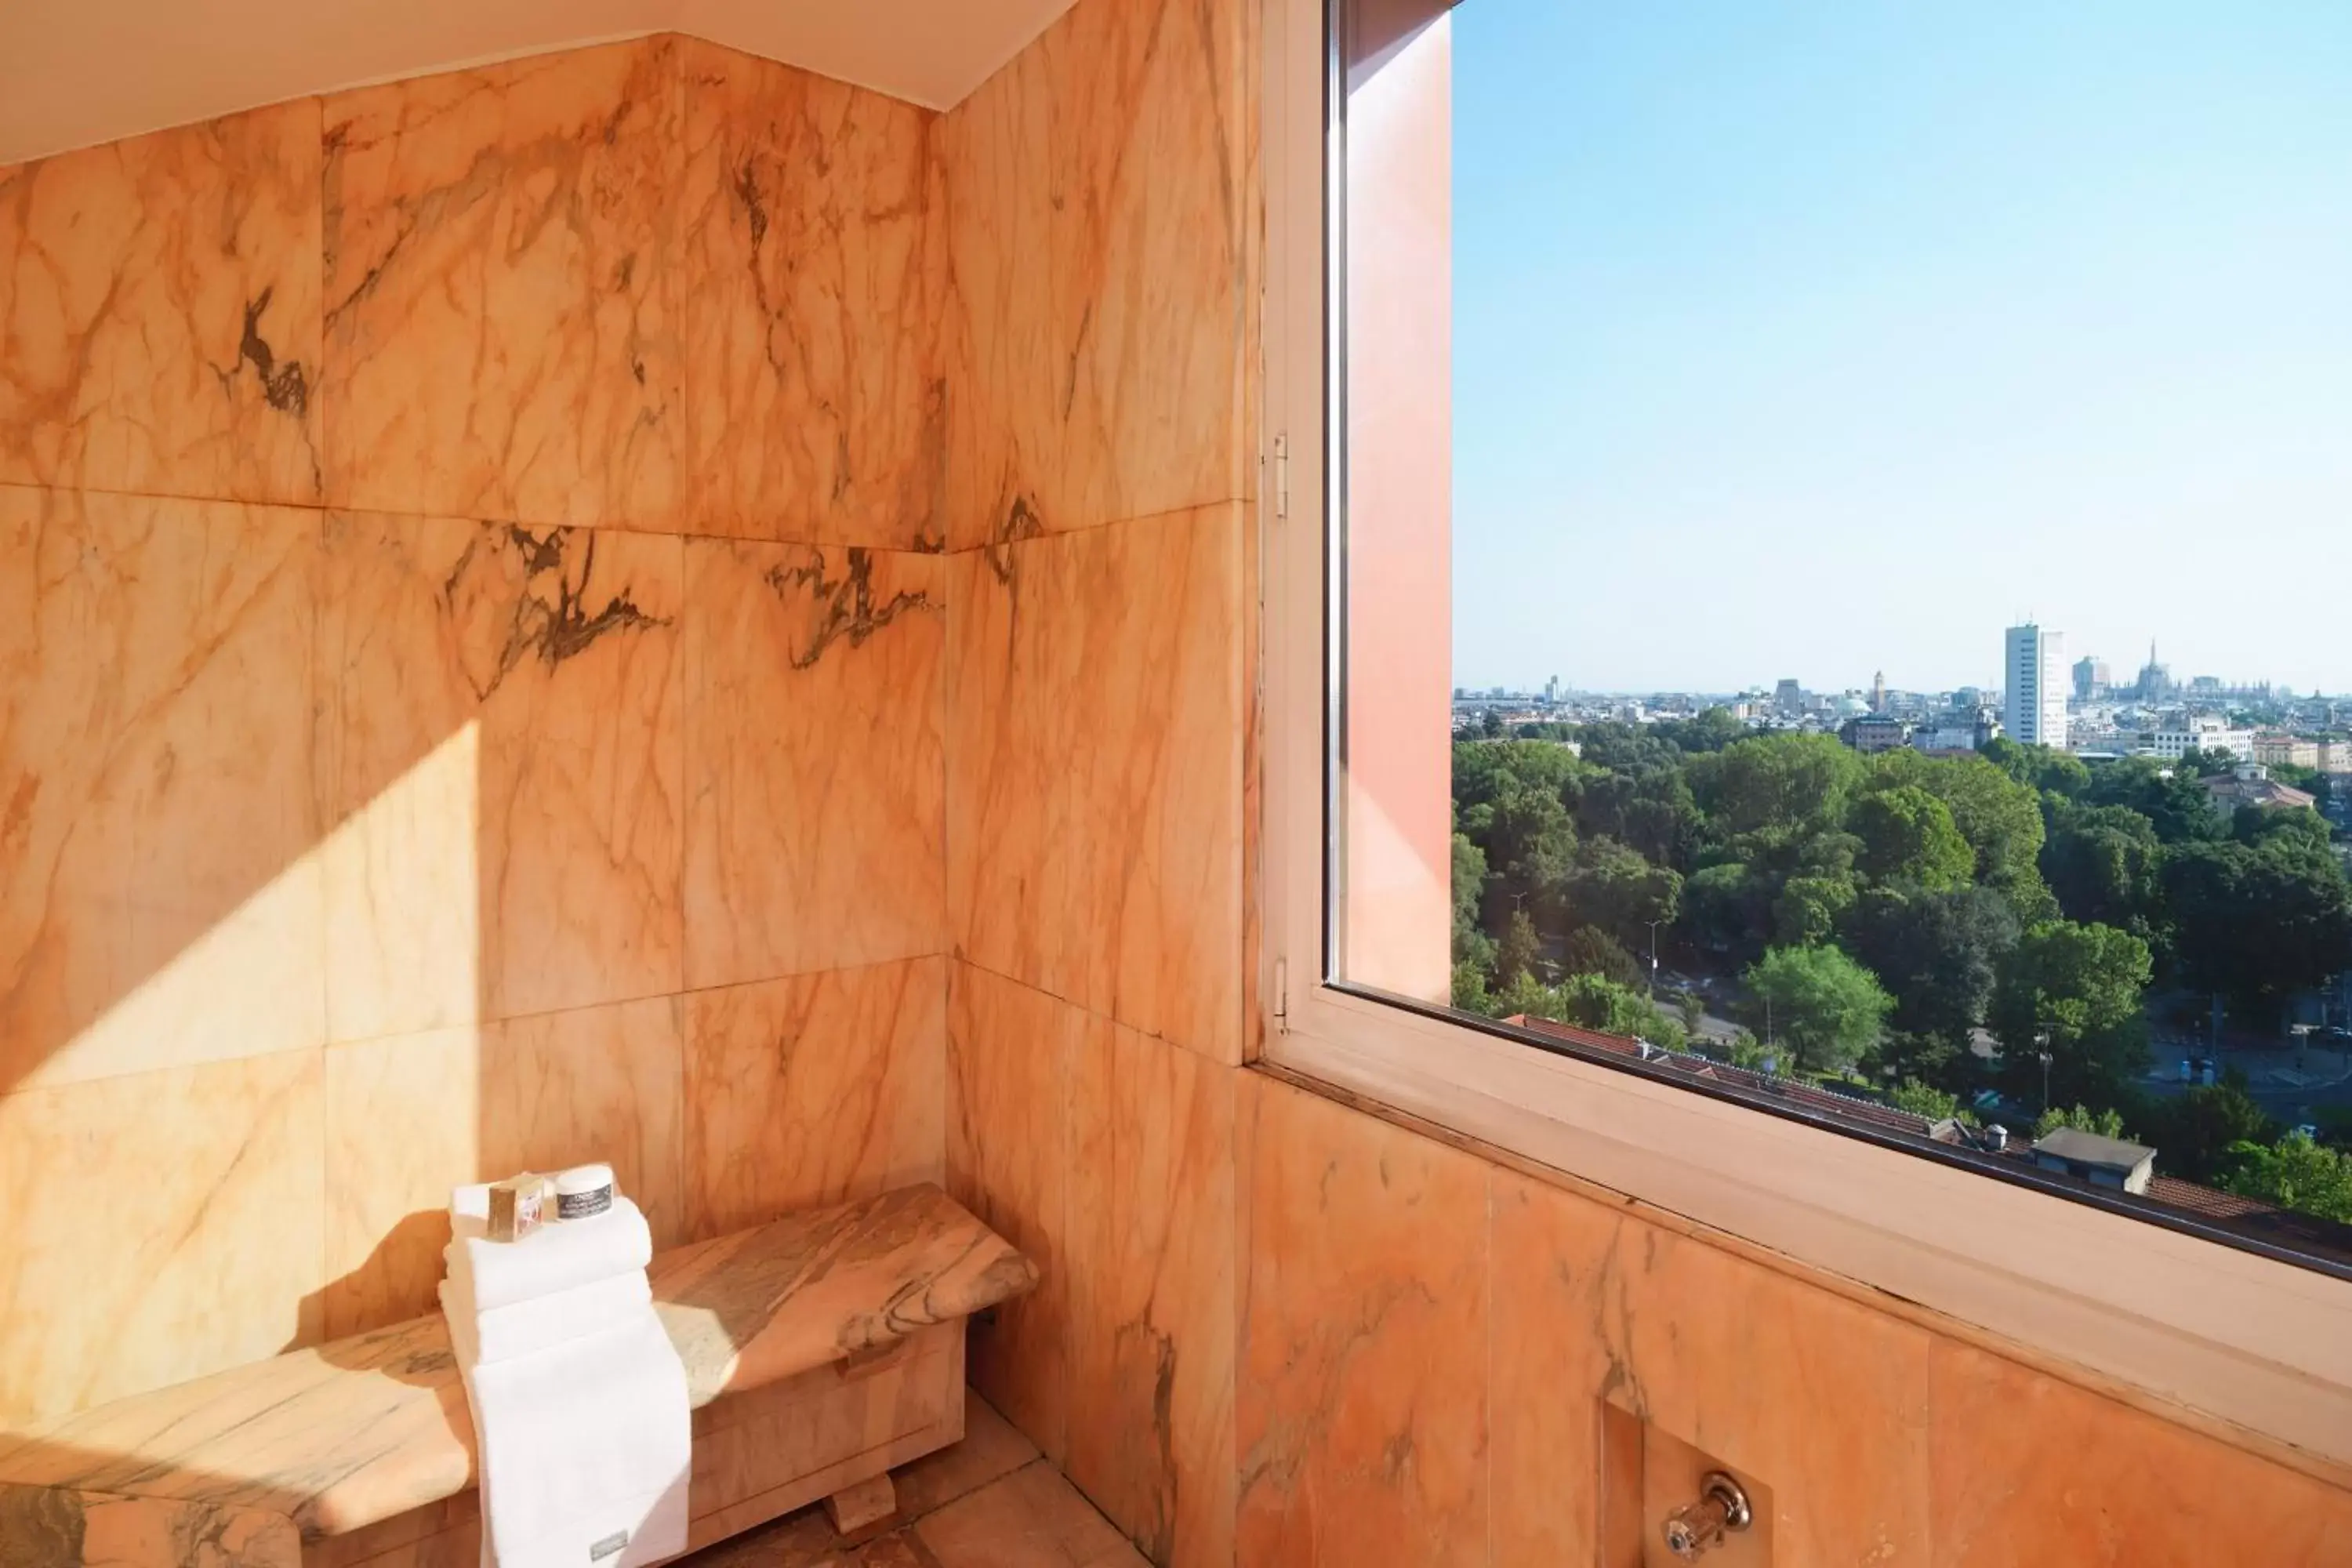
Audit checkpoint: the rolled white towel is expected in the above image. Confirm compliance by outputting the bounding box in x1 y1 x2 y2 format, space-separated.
439 1272 654 1366
444 1191 652 1313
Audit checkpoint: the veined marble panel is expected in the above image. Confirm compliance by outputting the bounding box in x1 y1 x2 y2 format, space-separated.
0 100 323 503
939 0 1254 550
1928 1339 2352 1567
317 511 683 1038
0 485 324 1094
946 504 1244 1065
1065 1022 1236 1568
321 39 683 531
1490 1171 1933 1566
682 956 946 1242
947 962 1086 1463
321 995 686 1337
678 39 945 550
1234 1074 1489 1568
0 1050 324 1426
684 540 944 989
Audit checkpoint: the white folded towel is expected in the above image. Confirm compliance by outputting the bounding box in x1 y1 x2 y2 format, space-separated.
441 1178 689 1568
441 1297 691 1568
452 1272 654 1367
445 1188 653 1312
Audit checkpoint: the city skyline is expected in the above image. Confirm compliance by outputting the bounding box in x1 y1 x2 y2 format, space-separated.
1459 632 2343 705
1448 0 2352 695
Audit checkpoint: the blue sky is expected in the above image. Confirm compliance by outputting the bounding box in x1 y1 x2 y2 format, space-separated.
1447 0 2352 695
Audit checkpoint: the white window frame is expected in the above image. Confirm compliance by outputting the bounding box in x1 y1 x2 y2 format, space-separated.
1257 0 2352 1466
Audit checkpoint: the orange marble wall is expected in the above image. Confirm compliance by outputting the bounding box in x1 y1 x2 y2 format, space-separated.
1232 1073 2352 1568
0 35 950 1424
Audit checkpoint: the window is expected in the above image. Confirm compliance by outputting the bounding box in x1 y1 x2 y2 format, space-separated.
1261 0 2352 1458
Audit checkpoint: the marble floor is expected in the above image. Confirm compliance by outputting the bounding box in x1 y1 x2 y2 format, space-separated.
678 1392 1146 1568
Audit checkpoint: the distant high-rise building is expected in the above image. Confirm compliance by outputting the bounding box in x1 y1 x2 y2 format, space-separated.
2004 623 2068 750
1871 670 1886 713
2072 655 2111 701
1773 678 1802 714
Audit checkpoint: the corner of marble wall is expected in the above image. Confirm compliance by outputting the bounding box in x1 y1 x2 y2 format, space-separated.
937 0 1258 554
676 35 946 551
1234 1073 1490 1568
944 501 1247 1068
949 960 1237 1568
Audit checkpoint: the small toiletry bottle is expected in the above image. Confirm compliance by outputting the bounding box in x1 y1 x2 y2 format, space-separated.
555 1163 615 1220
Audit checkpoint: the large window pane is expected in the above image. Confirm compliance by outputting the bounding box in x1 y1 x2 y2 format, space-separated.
1331 0 2352 1269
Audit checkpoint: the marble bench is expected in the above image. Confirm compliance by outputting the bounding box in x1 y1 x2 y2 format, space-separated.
0 1184 1037 1568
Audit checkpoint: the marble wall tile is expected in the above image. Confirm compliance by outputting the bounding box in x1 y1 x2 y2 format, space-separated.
321 39 683 531
321 996 686 1338
0 100 323 503
681 956 946 1242
1065 1025 1237 1568
0 485 324 1094
317 511 684 1038
938 0 1255 550
1928 1338 2352 1568
677 39 945 550
0 1049 324 1425
1489 1172 1934 1567
948 961 1087 1462
1234 1074 1489 1568
946 503 1244 1065
684 540 945 989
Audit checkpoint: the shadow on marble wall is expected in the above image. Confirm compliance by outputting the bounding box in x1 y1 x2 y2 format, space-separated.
0 34 950 1428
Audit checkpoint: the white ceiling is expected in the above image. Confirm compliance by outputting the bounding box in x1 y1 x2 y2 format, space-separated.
0 0 1075 166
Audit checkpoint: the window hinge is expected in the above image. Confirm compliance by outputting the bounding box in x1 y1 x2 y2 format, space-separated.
1272 957 1290 1033
1273 433 1290 520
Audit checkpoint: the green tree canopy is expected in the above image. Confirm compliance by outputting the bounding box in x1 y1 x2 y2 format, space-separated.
1742 944 1893 1076
2164 837 2352 1016
1656 707 1748 753
2041 803 2165 940
1475 786 1577 926
2222 1133 2352 1223
1690 733 1865 848
2084 757 2223 846
1565 837 1683 950
1843 885 2020 1050
1870 751 2050 908
1450 832 1494 970
1853 786 1976 889
1559 926 1642 989
2034 1103 2130 1141
1453 739 1585 814
1773 873 1857 949
1987 920 2154 1109
1682 861 1773 965
2136 1077 2274 1184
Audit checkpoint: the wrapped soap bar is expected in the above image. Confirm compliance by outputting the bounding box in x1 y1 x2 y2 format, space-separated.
487 1172 555 1241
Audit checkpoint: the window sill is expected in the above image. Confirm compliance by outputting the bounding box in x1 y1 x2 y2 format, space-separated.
1263 981 2352 1476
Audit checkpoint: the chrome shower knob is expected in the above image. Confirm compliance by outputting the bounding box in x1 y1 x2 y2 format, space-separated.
1662 1470 1754 1561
